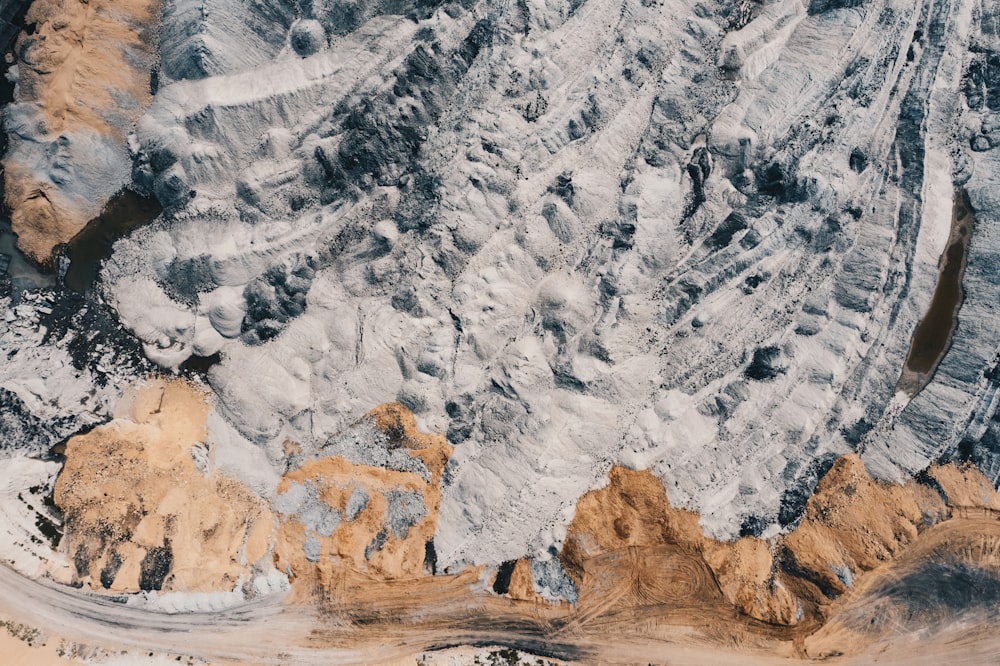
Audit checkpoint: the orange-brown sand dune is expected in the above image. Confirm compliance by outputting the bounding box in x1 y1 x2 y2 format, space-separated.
54 378 273 593
560 455 1000 633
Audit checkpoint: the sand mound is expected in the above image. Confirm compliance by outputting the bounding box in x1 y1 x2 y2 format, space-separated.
274 403 452 598
561 455 1000 628
561 466 800 625
53 378 273 593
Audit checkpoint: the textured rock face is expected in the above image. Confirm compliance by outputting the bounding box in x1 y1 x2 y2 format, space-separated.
2 0 159 263
4 0 1000 660
0 0 999 618
65 0 1000 573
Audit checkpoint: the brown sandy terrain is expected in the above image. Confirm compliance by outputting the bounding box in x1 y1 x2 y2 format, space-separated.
806 513 1000 659
275 403 453 599
25 386 1000 663
777 455 946 616
0 617 83 665
294 452 1000 663
4 0 159 263
54 378 274 593
561 465 800 626
503 559 542 602
560 455 1000 633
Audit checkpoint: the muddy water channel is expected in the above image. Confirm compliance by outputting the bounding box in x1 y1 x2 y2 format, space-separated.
898 188 975 396
63 190 161 293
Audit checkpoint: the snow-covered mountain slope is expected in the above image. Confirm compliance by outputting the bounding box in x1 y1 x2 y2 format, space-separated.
2 0 999 576
84 0 1000 568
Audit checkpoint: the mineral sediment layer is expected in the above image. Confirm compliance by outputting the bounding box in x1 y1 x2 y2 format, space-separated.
274 403 452 596
9 380 1000 662
561 456 1000 629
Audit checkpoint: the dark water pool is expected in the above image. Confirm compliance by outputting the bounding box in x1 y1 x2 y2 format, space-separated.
64 189 162 293
899 188 974 394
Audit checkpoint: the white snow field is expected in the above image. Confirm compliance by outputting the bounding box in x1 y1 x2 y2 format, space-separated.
2 0 1000 577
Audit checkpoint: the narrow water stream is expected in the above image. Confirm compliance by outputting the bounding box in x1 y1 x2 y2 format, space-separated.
897 187 975 396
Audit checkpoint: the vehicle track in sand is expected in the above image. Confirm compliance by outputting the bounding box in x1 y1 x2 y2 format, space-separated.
6 512 1000 665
